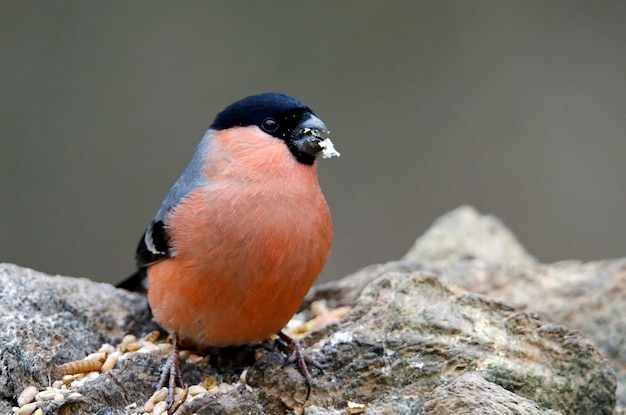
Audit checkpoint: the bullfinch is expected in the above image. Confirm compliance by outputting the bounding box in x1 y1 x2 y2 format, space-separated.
121 92 340 405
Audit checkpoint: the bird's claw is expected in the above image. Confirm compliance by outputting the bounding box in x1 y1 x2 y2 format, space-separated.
276 331 322 400
157 333 185 408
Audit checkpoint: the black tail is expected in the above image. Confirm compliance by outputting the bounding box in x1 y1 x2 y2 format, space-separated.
117 268 148 294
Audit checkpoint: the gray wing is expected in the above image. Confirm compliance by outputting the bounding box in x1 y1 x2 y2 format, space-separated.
135 130 213 268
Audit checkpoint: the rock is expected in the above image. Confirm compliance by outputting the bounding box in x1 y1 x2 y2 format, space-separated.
401 208 626 408
302 272 615 415
423 373 563 415
301 260 425 311
2 206 622 414
430 259 626 407
403 205 536 267
0 264 155 415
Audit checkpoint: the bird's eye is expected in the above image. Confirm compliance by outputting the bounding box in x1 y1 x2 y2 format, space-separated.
261 117 278 132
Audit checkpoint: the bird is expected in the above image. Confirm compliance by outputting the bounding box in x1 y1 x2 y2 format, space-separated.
120 92 340 405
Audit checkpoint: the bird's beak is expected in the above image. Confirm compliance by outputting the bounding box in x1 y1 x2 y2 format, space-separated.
293 114 328 156
293 114 340 159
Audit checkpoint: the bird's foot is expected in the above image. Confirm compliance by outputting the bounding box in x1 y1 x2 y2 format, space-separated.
157 332 185 408
276 331 322 400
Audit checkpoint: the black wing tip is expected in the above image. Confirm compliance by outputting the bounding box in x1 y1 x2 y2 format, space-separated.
136 220 170 268
121 220 172 294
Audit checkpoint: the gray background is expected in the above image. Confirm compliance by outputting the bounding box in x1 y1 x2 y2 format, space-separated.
2 1 625 285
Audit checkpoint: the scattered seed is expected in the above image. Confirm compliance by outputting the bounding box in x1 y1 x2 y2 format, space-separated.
118 334 137 353
143 401 154 412
53 393 65 402
61 375 75 384
143 330 160 343
186 353 203 364
136 344 160 355
157 343 173 355
125 342 142 352
169 387 188 414
17 386 38 406
310 300 329 316
144 387 168 412
101 351 119 372
84 371 100 381
17 402 38 415
347 400 366 414
98 343 116 354
84 352 108 361
151 387 169 403
152 400 168 415
188 384 207 396
35 390 57 402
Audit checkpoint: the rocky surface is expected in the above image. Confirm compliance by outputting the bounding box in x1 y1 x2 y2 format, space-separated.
405 206 626 408
0 264 156 414
1 206 623 414
423 373 563 415
403 205 537 267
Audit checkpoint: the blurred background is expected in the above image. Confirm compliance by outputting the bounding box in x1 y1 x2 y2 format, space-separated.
2 1 625 285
